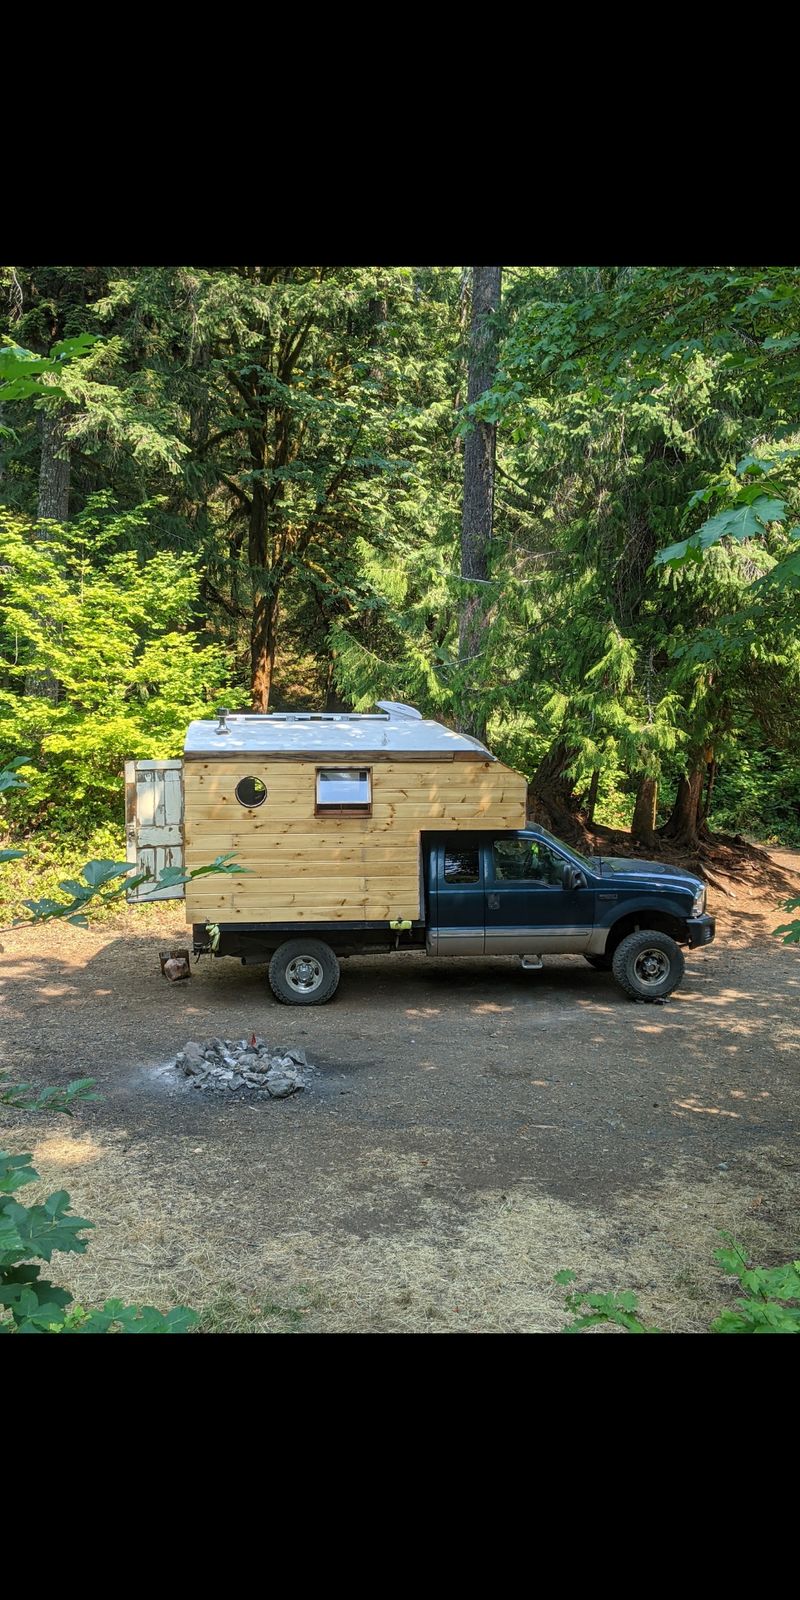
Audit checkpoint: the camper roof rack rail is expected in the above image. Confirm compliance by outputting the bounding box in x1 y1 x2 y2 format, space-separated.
227 712 391 722
217 703 423 724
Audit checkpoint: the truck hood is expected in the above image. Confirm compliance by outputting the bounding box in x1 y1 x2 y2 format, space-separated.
596 855 702 891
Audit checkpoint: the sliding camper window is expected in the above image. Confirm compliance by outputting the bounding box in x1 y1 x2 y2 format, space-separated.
315 767 372 816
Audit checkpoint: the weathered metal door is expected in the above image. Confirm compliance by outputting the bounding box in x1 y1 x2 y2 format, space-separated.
124 760 185 901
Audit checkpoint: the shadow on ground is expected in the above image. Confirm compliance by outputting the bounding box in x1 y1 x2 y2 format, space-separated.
1 873 798 1332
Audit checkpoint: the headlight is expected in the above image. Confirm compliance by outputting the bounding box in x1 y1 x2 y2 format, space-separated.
691 886 706 917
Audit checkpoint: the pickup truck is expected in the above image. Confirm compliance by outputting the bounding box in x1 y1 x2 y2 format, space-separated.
194 824 716 1006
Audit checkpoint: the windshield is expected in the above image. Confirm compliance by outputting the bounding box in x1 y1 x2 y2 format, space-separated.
530 825 592 871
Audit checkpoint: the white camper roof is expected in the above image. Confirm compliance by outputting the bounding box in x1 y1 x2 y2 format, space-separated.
184 703 494 760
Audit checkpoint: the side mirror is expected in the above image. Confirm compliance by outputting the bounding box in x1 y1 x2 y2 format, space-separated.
562 864 586 891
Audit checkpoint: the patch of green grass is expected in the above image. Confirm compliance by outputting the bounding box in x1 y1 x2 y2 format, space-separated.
194 1284 320 1334
671 1269 705 1302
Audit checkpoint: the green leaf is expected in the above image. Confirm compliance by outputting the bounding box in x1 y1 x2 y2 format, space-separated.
80 859 132 889
714 1234 749 1279
0 1152 40 1194
0 1266 73 1324
743 1263 800 1301
755 548 800 591
712 1301 800 1334
95 1301 200 1333
762 332 800 352
656 495 788 568
185 852 252 880
49 333 97 362
554 1269 577 1286
64 1078 100 1102
0 1190 93 1264
0 771 28 795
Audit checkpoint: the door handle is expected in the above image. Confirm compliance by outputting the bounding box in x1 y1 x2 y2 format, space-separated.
488 893 500 910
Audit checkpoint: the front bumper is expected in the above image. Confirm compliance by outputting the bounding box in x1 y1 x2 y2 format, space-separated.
686 913 716 948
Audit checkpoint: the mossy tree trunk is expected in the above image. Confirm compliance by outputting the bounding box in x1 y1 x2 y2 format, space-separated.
631 775 659 843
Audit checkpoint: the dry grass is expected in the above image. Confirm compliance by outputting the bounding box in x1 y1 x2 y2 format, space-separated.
3 846 797 1334
19 1127 797 1334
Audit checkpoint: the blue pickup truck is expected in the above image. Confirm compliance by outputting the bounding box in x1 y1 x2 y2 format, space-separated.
425 827 714 999
200 824 715 1006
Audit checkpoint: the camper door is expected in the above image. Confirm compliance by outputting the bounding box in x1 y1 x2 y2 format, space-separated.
124 759 185 901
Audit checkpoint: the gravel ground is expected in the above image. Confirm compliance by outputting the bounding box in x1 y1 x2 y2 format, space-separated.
1 849 798 1333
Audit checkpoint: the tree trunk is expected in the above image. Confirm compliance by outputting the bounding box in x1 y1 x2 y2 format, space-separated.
24 405 71 701
37 406 71 522
247 446 278 713
457 265 502 742
585 769 600 826
251 590 278 712
631 775 658 843
701 758 717 822
527 741 582 841
368 296 388 382
660 765 705 846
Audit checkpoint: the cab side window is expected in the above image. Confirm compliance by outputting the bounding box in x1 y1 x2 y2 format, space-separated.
493 839 563 886
444 848 480 884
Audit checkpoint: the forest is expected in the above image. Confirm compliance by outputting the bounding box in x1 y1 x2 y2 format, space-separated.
1 265 799 905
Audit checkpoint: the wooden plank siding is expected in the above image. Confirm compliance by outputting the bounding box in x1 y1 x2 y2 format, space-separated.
183 758 527 925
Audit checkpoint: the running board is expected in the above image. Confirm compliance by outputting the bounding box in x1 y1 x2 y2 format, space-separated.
520 955 543 970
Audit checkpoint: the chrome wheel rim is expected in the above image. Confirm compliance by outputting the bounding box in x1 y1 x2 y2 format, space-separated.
633 948 670 986
285 955 324 994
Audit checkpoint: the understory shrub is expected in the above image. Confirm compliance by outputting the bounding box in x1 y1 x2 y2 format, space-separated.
0 505 235 838
556 1235 800 1333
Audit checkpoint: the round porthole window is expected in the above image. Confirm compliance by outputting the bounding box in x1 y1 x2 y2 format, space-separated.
235 776 267 808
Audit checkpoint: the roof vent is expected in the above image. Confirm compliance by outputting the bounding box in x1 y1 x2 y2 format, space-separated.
375 701 423 720
214 707 231 735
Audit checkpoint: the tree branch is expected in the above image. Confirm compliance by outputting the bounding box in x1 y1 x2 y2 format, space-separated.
201 577 246 620
219 472 252 510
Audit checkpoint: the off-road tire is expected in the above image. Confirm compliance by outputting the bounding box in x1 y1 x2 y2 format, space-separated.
612 929 685 1001
268 939 341 1005
584 953 613 971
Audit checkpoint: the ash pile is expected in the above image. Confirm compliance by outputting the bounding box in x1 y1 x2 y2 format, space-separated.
173 1036 314 1097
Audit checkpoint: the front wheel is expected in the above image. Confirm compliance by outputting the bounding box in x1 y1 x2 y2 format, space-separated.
268 939 341 1005
612 930 685 1001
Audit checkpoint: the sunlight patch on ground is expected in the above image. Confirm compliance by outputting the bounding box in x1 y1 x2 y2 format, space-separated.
672 1098 741 1118
32 1131 107 1167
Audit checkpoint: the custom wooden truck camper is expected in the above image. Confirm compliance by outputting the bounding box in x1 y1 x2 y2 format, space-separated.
127 703 715 1005
125 702 528 1001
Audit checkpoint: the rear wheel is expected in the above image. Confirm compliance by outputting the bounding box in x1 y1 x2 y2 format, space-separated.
612 930 685 1001
584 953 613 971
268 939 341 1005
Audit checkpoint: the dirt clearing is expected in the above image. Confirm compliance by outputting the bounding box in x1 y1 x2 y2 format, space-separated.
2 850 798 1332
